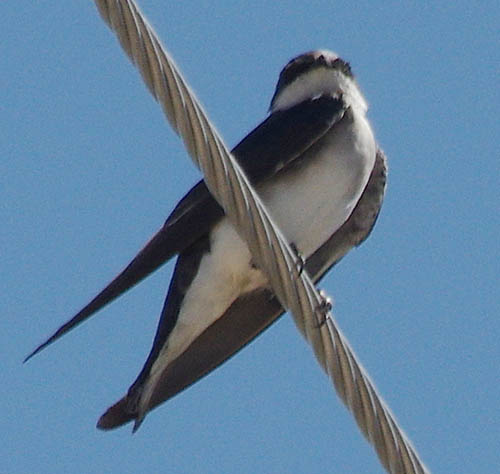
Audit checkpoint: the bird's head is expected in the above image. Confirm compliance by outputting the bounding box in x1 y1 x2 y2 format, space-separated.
270 50 367 114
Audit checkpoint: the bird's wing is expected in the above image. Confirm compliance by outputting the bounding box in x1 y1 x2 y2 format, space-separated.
25 95 345 362
97 148 387 430
234 95 346 182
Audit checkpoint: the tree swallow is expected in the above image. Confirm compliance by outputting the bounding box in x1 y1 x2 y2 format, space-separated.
26 50 387 432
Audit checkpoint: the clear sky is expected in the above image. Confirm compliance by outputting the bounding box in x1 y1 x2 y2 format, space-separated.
3 1 499 473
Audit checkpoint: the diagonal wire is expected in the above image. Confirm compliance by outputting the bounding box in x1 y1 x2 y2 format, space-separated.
92 1 430 472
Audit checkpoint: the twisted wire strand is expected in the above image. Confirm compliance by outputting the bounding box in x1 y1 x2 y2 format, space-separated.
93 1 429 472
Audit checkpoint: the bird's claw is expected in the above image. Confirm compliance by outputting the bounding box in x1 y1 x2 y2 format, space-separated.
290 242 305 276
314 290 333 328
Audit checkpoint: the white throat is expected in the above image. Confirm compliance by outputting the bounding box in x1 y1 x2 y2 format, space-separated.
270 67 368 114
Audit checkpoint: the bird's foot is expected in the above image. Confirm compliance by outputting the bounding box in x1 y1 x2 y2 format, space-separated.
290 242 305 276
314 290 333 328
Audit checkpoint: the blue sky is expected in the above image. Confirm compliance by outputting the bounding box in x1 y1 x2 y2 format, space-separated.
2 1 499 473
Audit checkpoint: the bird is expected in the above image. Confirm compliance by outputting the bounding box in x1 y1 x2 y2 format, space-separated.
25 50 387 432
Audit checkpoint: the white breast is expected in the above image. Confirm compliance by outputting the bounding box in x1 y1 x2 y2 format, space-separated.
259 106 376 257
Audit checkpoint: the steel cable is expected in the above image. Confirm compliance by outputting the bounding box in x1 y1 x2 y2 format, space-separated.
93 1 429 472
